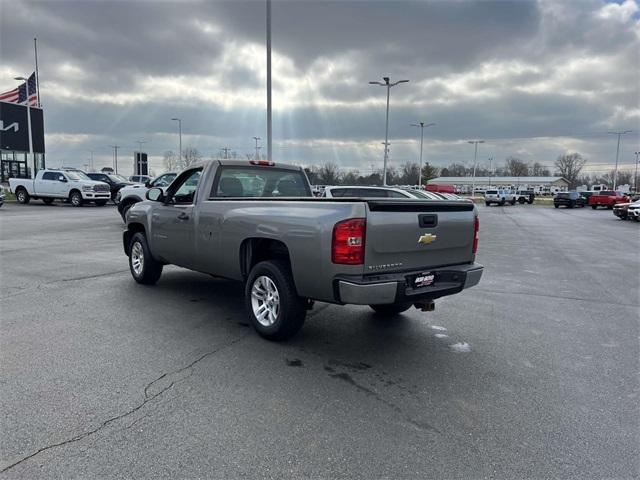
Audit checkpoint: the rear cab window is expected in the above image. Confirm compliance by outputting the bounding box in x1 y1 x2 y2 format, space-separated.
210 166 311 198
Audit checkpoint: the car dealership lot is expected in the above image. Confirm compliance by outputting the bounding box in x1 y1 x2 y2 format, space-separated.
1 203 638 478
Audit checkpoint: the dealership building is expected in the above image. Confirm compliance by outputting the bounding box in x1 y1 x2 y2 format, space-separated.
427 176 569 194
0 101 45 182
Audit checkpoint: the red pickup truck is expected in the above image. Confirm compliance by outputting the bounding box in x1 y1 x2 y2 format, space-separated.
588 191 629 209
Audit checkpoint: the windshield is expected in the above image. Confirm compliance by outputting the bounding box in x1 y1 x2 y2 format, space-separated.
485 190 498 195
109 174 128 183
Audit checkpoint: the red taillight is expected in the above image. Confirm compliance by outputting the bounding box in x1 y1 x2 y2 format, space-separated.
332 218 366 265
473 216 479 254
249 160 275 166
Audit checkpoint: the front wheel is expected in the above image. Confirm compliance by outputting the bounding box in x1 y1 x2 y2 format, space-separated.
70 191 83 207
369 303 413 315
129 232 163 285
245 260 306 341
16 188 30 204
518 197 526 204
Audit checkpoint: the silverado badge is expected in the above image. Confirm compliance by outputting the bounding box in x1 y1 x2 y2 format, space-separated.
418 233 437 245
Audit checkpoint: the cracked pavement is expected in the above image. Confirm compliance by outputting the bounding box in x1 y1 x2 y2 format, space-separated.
1 202 638 478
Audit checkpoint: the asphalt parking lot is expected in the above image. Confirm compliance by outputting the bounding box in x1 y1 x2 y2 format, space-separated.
1 202 638 479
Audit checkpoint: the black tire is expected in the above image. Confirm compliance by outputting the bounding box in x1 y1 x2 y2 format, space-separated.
591 205 597 210
518 197 526 204
245 260 306 341
369 303 412 315
554 204 559 208
70 190 83 207
500 199 506 206
569 201 575 209
510 198 516 205
120 201 137 222
128 232 163 285
94 200 107 206
528 200 534 205
485 202 490 206
42 198 54 205
15 188 30 204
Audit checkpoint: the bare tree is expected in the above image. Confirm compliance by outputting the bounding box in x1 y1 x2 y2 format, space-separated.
530 162 551 176
505 157 529 177
554 153 587 189
440 163 467 177
597 169 632 187
316 162 342 185
182 147 202 168
342 170 360 185
399 162 420 185
163 150 179 171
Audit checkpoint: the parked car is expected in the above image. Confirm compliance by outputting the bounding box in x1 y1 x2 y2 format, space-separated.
588 191 628 209
614 200 640 220
87 172 132 201
516 190 535 204
123 160 483 340
129 175 152 184
627 201 640 221
8 169 111 206
323 186 420 199
116 172 177 220
484 189 516 206
554 191 587 208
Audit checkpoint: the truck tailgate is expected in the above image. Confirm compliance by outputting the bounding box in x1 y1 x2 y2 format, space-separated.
364 200 476 272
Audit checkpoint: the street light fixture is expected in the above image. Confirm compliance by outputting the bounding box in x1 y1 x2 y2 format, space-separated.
410 122 435 188
171 118 182 165
369 76 409 185
468 140 485 196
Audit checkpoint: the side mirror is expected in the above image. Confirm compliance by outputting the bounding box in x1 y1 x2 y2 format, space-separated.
146 187 164 202
58 175 67 182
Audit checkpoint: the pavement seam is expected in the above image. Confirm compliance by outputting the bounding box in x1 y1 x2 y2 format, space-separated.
0 332 249 474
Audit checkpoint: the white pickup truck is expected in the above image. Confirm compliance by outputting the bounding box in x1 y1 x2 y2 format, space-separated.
9 169 111 206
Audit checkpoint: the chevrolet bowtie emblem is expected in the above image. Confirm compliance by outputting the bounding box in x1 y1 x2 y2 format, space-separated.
418 233 437 245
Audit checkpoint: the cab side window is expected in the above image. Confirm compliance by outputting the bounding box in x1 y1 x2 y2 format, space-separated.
171 169 202 204
42 172 57 181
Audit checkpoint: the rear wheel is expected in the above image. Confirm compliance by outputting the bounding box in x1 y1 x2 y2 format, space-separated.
518 197 526 204
16 188 30 204
245 260 306 341
129 232 163 285
369 303 413 315
42 198 54 205
70 191 83 207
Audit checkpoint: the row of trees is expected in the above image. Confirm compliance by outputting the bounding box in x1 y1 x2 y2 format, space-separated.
161 149 633 190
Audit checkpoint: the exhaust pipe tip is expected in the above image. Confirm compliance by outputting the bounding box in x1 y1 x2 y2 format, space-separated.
414 300 435 312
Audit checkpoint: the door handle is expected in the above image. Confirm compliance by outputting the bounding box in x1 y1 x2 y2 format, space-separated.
177 212 190 220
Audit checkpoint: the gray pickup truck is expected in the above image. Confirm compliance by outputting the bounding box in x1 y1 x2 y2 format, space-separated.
123 160 483 340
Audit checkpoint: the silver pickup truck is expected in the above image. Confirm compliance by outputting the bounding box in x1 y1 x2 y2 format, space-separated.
123 160 483 340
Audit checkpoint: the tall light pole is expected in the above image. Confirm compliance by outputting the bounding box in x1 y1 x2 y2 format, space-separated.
634 151 639 193
369 77 409 185
410 122 435 188
171 118 182 165
266 0 272 162
109 145 120 174
608 130 631 190
14 76 34 178
468 140 484 196
135 140 147 152
253 136 261 160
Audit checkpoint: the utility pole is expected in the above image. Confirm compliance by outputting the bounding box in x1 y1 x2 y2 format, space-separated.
488 157 493 188
411 122 435 188
468 140 484 197
369 77 409 185
253 137 261 160
634 151 639 193
221 147 231 159
266 0 272 162
109 145 120 173
608 130 632 190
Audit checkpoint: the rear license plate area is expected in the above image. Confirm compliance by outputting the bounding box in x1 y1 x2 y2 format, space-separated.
409 271 436 289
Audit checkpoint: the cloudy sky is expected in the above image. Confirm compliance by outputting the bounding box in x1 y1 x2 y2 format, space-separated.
1 0 639 176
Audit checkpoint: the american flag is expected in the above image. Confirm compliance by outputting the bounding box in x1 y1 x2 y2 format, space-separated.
0 72 38 107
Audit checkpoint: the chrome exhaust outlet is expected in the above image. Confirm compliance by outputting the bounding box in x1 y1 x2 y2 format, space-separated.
414 300 435 312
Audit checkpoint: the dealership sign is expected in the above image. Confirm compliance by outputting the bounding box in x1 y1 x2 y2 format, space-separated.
0 101 45 153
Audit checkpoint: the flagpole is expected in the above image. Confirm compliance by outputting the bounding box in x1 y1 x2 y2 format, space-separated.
34 38 41 107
